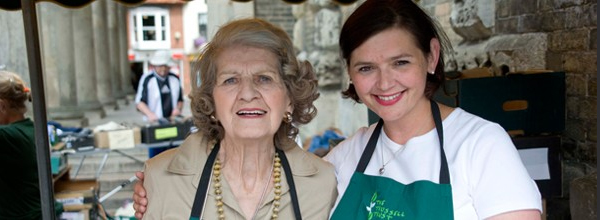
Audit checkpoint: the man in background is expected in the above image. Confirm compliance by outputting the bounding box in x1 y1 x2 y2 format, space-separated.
135 51 184 158
135 50 183 123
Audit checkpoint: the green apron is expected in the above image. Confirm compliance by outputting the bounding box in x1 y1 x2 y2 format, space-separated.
331 100 454 220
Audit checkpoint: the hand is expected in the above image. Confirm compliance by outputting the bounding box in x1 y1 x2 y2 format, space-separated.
133 171 148 219
171 108 182 117
147 113 159 122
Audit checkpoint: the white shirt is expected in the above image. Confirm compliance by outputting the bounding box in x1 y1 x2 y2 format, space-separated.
134 72 182 121
325 108 542 219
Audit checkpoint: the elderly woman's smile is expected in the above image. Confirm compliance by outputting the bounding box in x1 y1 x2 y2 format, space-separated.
213 45 292 141
236 109 267 116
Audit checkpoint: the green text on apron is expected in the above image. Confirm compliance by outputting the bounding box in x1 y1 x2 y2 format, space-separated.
331 100 454 219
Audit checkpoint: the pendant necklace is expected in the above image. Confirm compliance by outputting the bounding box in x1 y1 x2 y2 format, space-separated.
379 145 405 175
378 116 432 175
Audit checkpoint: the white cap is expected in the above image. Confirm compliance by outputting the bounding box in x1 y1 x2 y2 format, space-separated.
149 50 174 66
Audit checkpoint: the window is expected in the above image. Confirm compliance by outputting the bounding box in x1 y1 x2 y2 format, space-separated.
198 13 207 39
193 13 208 49
130 7 170 49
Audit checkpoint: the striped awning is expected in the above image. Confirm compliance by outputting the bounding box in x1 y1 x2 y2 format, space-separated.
232 0 358 4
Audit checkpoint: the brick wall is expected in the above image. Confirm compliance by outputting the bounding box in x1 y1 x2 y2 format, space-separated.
496 0 597 168
169 5 184 49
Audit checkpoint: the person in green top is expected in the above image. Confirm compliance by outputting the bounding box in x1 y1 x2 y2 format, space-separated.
0 71 56 219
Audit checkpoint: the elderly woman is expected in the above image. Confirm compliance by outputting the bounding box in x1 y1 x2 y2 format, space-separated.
140 18 337 219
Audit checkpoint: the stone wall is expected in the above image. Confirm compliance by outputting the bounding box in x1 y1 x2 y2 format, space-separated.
255 0 296 37
255 0 369 141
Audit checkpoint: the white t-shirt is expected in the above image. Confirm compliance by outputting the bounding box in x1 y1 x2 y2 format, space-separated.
134 72 182 121
324 108 542 219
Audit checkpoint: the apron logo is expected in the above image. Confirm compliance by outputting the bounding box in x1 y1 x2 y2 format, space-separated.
366 192 405 220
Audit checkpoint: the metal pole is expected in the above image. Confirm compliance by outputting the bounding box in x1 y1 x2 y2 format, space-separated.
20 0 56 219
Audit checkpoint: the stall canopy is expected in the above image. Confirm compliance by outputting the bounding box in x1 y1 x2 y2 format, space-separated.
2 0 357 219
231 0 358 4
1 0 358 10
0 0 145 10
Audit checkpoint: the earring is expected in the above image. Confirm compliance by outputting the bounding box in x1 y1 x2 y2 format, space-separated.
428 71 435 75
209 115 217 122
283 112 293 123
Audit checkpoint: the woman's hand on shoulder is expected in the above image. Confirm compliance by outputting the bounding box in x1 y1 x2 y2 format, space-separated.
486 210 541 220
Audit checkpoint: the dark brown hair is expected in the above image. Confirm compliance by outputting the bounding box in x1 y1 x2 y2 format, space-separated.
190 18 320 150
339 0 451 102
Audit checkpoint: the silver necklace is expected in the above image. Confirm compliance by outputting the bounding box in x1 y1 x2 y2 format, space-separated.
379 145 405 175
378 116 431 175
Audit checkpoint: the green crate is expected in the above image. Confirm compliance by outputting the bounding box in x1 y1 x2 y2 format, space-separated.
434 72 565 135
50 152 67 175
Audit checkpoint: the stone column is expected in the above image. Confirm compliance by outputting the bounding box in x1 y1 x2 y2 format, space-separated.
106 0 125 106
0 10 34 118
206 1 253 41
118 4 133 97
38 2 87 127
72 4 106 121
0 10 29 82
92 0 117 112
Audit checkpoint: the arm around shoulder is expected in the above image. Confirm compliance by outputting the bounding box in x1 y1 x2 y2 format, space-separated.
486 209 542 220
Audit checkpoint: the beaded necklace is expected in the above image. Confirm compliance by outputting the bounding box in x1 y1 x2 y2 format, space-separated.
212 152 282 220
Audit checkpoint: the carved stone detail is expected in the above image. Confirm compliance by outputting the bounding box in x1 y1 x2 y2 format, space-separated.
449 0 494 41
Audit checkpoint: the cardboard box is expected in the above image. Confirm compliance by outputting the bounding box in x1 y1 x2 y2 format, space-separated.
433 71 565 135
94 127 141 149
59 209 90 220
54 179 99 211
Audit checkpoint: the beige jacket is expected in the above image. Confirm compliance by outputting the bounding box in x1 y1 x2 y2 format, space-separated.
143 132 338 220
